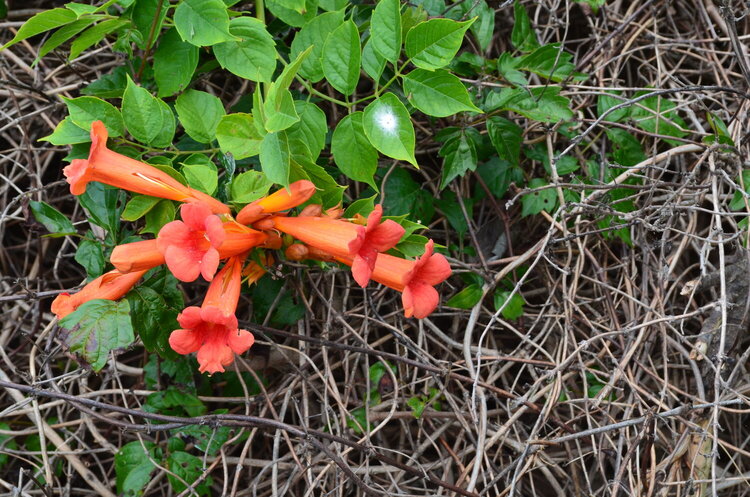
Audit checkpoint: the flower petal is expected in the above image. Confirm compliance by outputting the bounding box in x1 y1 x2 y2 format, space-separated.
165 244 201 282
156 220 191 254
227 329 254 355
177 306 203 328
351 249 377 287
169 328 202 354
200 247 220 281
415 252 452 286
366 219 405 251
402 282 440 319
204 215 226 248
196 340 233 374
181 203 213 231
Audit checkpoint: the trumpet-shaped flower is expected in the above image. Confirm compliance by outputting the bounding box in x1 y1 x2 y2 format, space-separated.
236 180 316 225
168 255 254 374
337 240 451 319
350 205 404 287
63 121 229 214
51 269 148 318
157 203 267 282
271 204 403 287
110 239 165 273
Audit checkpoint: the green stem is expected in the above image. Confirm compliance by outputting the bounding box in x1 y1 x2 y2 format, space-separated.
136 0 166 81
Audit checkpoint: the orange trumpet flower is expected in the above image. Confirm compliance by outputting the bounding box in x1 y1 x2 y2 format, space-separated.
63 121 229 214
110 239 165 273
156 203 267 282
236 180 316 225
168 255 255 375
51 269 148 319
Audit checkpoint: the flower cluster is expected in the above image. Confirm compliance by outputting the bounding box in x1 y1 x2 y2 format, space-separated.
52 121 451 373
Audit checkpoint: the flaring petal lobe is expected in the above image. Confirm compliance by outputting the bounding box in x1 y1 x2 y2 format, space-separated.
169 329 202 354
165 244 201 282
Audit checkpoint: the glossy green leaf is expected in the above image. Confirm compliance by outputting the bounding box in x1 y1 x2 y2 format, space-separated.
30 200 76 235
122 76 175 147
121 195 161 221
141 199 175 235
260 131 291 186
216 113 263 159
362 38 386 81
403 68 481 117
69 19 129 60
438 127 478 189
494 290 525 319
59 299 134 372
79 182 125 233
597 91 629 123
289 10 344 82
322 20 361 95
181 155 218 195
154 28 199 97
167 452 211 495
606 128 646 167
131 0 169 49
517 44 587 82
214 17 276 82
486 116 522 166
287 101 327 160
264 88 299 132
174 0 234 46
521 178 556 216
36 18 97 61
332 112 378 189
75 238 106 279
127 286 178 359
230 170 273 204
2 8 77 50
266 0 318 27
115 441 157 497
175 90 224 143
467 0 494 51
362 93 416 166
484 86 573 123
63 96 125 137
405 18 474 70
511 0 539 52
371 0 401 62
39 117 90 145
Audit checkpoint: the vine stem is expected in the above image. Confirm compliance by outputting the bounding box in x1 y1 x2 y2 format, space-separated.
136 0 166 81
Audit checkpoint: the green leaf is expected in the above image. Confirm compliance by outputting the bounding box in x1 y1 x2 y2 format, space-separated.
75 238 106 279
167 451 212 495
497 52 528 86
466 0 494 51
36 18 98 62
131 0 169 49
0 422 17 470
486 116 522 166
175 90 224 143
115 441 157 497
403 68 481 117
1 8 77 50
511 0 539 52
438 128 478 189
521 178 556 217
494 290 525 319
332 112 378 189
597 91 629 122
181 155 218 195
406 395 426 418
476 157 520 199
362 93 416 166
174 0 234 46
630 91 688 145
59 299 135 372
216 113 263 159
322 20 361 95
362 38 386 81
446 283 482 309
435 191 472 237
344 195 376 217
370 0 401 63
400 5 427 42
395 233 430 257
573 0 606 13
122 195 162 221
39 117 90 146
606 128 646 167
405 18 474 70
214 16 276 83
141 199 176 235
266 0 318 27
260 131 291 186
346 406 370 434
290 10 345 82
154 27 199 97
127 286 178 359
287 101 327 160
484 86 573 123
122 75 175 147
290 152 345 208
63 96 125 137
230 170 273 204
381 167 434 222
180 422 232 456
69 19 129 60
517 44 587 82
81 66 128 98
79 182 125 233
30 200 76 235
264 88 299 132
